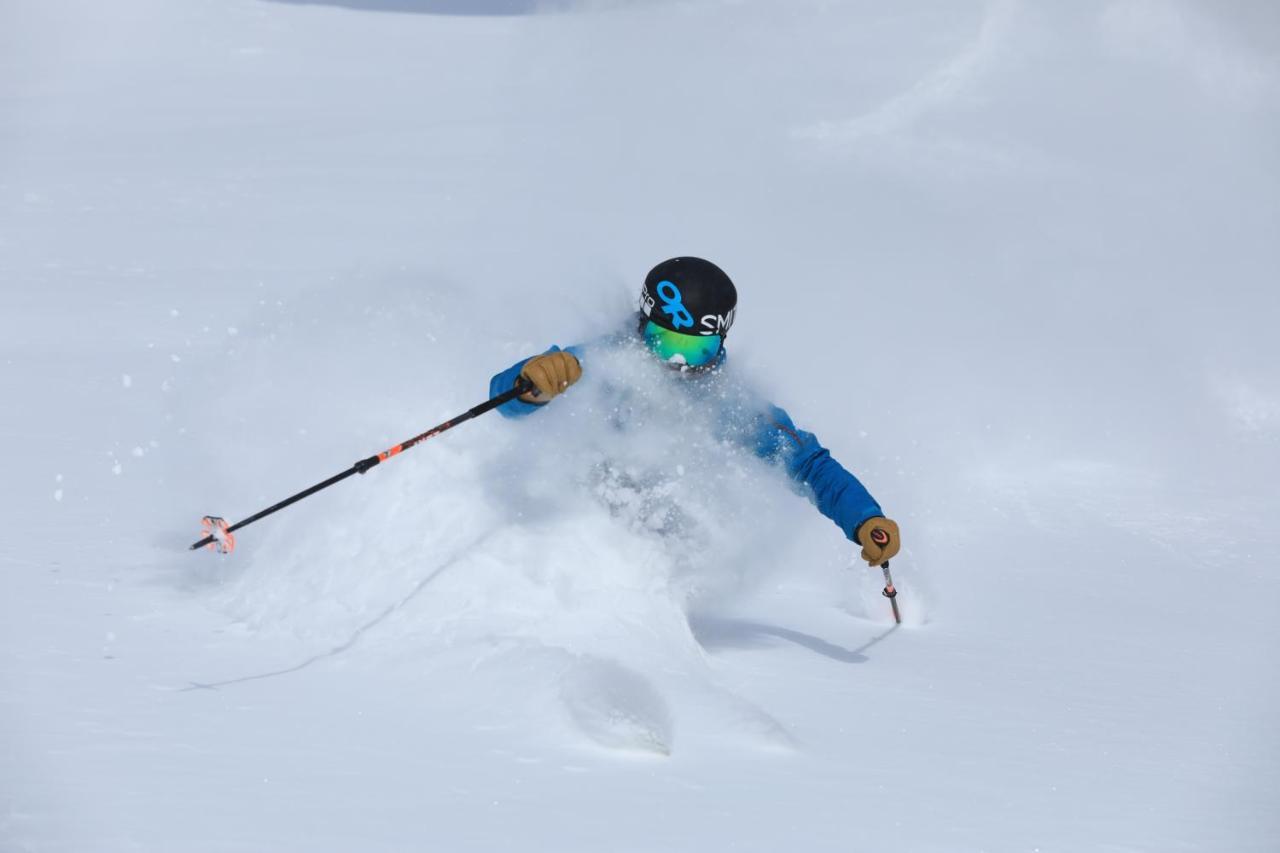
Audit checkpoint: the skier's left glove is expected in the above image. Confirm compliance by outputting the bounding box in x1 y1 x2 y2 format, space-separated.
857 517 901 566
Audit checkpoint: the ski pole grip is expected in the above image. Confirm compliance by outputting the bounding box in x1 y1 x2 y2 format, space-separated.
870 527 891 570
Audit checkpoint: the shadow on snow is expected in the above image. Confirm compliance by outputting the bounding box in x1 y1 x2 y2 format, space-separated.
688 614 900 664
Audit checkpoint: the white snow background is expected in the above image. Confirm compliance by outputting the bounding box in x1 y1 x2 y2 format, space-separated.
2 0 1278 850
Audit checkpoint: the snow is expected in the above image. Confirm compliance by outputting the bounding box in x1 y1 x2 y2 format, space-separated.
2 0 1278 851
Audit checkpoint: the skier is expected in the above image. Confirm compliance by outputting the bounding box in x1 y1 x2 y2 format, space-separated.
487 257 901 568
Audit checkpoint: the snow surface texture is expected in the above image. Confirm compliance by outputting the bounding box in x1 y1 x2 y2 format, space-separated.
2 0 1278 850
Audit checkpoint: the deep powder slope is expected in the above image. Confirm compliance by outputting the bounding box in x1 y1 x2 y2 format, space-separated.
1 1 1277 851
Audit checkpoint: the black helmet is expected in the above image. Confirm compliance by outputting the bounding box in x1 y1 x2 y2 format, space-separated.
639 257 737 338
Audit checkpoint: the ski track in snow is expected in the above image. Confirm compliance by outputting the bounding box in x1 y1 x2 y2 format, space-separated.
178 527 502 691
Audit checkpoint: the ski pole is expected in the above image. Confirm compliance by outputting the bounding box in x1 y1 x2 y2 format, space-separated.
189 379 533 553
869 527 901 624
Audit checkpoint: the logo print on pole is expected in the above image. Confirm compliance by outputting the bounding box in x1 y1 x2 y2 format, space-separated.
656 280 694 329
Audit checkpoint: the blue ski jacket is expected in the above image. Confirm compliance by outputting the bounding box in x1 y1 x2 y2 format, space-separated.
488 337 884 543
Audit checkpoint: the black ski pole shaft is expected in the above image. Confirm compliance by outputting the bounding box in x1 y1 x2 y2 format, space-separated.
189 379 532 551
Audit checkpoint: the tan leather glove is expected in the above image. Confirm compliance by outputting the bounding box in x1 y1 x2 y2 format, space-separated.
519 351 582 403
857 517 901 566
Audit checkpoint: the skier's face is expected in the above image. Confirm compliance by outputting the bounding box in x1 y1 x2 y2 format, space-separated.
640 320 722 372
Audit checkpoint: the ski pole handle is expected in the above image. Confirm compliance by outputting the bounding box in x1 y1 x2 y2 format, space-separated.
870 527 891 569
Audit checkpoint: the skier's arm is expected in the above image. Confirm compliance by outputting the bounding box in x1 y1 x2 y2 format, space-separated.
750 404 886 544
488 345 583 419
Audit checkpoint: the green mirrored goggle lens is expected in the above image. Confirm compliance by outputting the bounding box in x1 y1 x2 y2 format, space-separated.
642 321 722 368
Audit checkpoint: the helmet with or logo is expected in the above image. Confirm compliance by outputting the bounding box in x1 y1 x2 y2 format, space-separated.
639 257 737 338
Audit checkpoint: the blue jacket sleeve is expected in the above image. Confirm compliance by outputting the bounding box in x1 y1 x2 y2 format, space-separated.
488 344 584 419
750 404 883 541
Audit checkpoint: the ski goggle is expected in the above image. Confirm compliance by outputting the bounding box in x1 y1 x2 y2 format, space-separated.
642 320 722 369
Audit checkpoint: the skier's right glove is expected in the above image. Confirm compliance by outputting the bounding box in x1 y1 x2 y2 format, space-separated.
519 351 582 403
